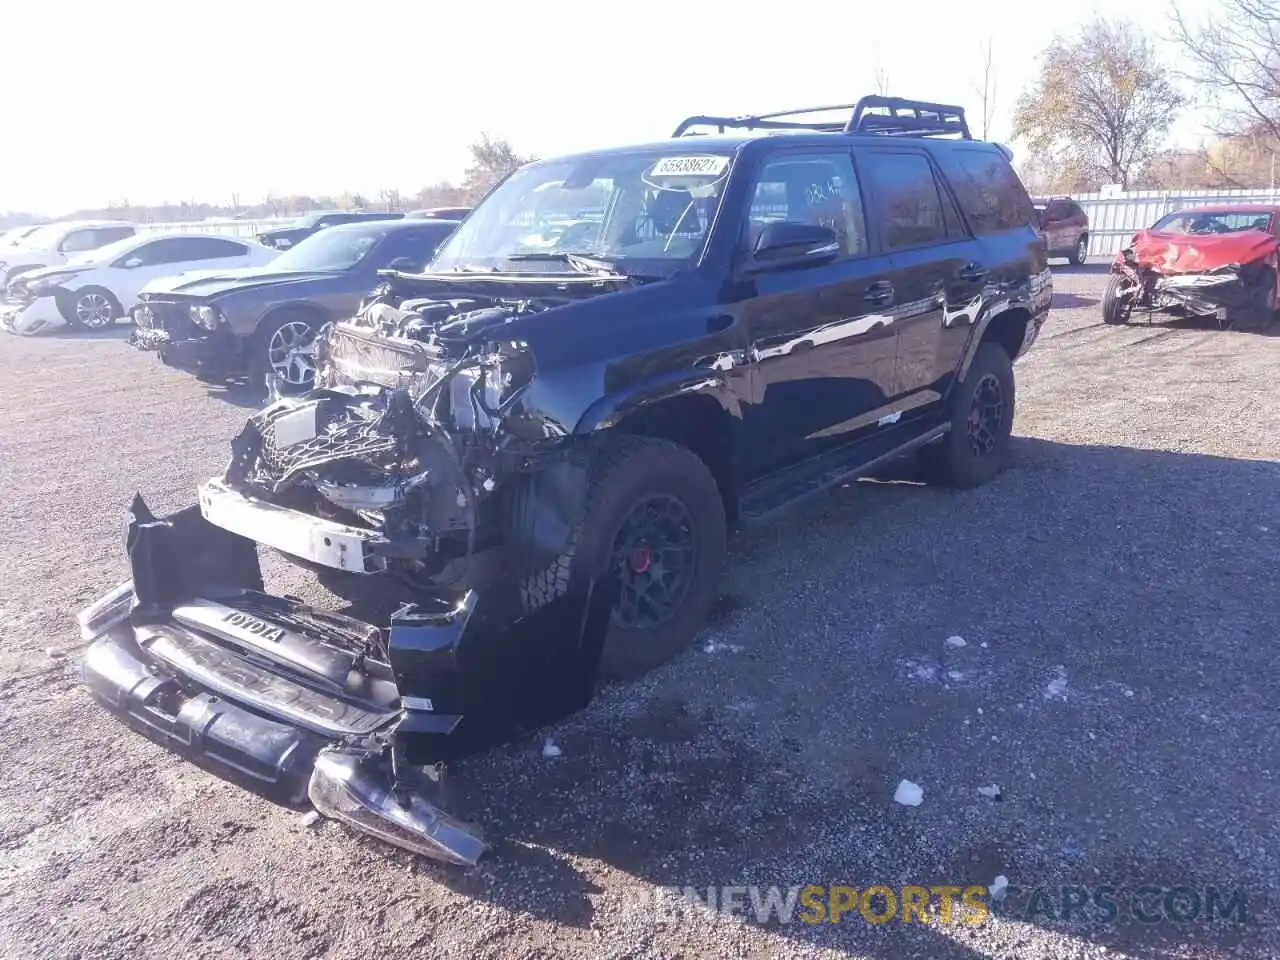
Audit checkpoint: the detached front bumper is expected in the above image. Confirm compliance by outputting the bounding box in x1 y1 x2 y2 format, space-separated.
77 494 618 866
0 297 64 335
130 307 244 376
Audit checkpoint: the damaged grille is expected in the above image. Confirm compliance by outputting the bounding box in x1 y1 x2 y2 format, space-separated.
255 403 399 484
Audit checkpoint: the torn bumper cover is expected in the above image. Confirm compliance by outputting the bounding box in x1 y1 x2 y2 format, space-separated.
1151 268 1253 315
78 496 617 866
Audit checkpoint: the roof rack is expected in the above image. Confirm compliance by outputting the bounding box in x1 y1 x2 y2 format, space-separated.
671 95 972 140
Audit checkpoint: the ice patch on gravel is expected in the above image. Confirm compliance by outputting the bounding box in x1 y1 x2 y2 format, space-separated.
1043 666 1069 701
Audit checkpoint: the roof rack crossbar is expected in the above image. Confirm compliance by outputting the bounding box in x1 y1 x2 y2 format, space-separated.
846 96 972 139
673 96 973 140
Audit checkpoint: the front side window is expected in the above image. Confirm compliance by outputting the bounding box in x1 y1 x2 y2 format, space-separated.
744 151 868 256
59 230 101 253
429 150 736 276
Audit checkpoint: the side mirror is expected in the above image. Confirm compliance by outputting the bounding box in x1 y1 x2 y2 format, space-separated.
386 257 418 272
745 222 840 273
123 257 144 268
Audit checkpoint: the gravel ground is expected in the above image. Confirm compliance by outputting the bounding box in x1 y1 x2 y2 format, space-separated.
1 265 1277 960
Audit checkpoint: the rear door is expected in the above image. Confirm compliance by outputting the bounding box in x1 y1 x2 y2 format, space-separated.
738 147 900 473
857 147 986 407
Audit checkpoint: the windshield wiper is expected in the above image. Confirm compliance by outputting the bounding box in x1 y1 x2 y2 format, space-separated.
505 251 628 276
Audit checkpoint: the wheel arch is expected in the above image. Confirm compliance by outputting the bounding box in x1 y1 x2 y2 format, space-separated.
578 382 743 527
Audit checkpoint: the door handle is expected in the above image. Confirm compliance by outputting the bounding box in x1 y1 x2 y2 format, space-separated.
959 263 987 283
863 281 894 305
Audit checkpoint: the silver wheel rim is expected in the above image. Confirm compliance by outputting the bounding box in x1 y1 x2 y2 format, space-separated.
267 320 317 385
1077 239 1087 262
76 292 114 327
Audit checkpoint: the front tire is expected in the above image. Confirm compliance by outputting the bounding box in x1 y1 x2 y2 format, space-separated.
520 436 727 681
59 287 122 329
922 342 1015 489
250 310 321 393
1101 274 1133 325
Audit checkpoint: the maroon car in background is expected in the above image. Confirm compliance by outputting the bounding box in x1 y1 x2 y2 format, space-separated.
1033 195 1090 265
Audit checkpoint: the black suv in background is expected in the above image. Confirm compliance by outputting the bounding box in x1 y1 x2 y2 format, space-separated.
255 210 405 250
79 96 1052 866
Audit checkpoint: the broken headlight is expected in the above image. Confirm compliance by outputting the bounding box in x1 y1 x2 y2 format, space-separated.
28 272 82 294
189 305 222 330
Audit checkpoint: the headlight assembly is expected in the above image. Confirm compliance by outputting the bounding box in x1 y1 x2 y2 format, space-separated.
189 305 221 330
30 272 82 294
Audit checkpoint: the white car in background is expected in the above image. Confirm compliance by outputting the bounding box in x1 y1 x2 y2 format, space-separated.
0 232 279 335
0 220 137 288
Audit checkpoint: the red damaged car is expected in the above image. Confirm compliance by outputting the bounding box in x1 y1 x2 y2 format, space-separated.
1103 205 1280 329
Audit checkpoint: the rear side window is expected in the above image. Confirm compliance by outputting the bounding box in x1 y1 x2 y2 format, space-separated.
176 237 249 260
860 151 956 251
937 149 1038 235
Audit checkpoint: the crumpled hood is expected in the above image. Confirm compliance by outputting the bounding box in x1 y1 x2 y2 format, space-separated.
1130 229 1279 274
140 267 332 299
11 262 85 285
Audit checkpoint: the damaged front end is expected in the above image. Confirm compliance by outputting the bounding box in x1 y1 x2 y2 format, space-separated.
1111 230 1278 329
79 495 617 865
209 280 596 582
79 274 627 865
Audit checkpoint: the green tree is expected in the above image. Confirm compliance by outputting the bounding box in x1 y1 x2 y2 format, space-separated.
460 134 534 201
1013 19 1185 188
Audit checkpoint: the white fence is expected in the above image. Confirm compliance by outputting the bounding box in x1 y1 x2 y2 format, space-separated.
132 217 296 239
1076 188 1280 257
85 186 1280 256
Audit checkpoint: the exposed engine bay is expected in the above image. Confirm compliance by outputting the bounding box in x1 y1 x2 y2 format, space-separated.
218 279 603 584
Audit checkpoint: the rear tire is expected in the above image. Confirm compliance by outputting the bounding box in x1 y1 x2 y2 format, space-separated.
519 435 727 682
1228 269 1277 329
922 342 1015 489
1068 235 1088 266
1101 274 1133 325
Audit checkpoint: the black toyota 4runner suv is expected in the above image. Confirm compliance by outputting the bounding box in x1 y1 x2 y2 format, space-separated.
77 97 1051 866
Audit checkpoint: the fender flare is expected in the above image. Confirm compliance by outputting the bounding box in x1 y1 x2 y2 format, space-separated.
953 295 1036 386
572 368 744 435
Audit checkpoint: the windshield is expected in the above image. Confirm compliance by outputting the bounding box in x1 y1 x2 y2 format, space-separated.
1153 210 1273 235
267 224 387 271
289 214 321 228
428 150 736 275
11 224 65 250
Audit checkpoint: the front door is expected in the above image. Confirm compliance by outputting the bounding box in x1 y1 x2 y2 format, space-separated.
736 148 899 475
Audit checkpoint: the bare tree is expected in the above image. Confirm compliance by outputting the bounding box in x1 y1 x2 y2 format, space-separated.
971 38 997 139
377 187 403 211
1013 18 1185 188
872 65 891 97
1170 0 1280 141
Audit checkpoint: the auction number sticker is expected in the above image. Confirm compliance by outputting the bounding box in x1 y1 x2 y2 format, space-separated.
648 155 730 178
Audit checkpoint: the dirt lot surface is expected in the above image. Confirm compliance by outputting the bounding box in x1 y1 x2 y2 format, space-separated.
1 265 1277 959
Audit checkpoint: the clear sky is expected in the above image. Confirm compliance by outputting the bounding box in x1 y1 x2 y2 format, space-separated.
0 0 1220 216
